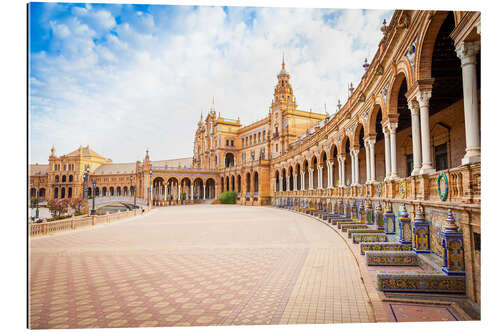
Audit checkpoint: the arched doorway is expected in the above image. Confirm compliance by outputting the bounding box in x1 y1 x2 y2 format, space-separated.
225 153 235 168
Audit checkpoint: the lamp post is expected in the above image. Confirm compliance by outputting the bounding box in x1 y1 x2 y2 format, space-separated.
134 175 137 208
148 169 152 207
83 166 90 200
35 171 41 220
91 180 97 215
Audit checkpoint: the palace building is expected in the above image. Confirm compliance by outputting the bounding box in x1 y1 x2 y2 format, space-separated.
30 10 481 306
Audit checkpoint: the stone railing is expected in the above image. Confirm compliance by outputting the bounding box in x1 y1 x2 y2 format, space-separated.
273 163 480 207
29 208 151 238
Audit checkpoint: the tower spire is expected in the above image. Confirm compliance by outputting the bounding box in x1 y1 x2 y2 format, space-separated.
282 52 285 70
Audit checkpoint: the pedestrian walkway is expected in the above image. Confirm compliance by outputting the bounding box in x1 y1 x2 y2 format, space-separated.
29 205 373 329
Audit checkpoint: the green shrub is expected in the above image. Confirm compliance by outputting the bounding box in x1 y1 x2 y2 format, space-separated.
218 191 236 204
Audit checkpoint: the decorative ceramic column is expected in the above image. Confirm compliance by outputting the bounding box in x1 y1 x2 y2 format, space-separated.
279 177 283 192
398 204 412 244
412 205 430 253
358 201 366 223
456 41 481 165
383 127 391 181
177 184 181 201
203 185 206 199
417 90 435 174
375 202 384 230
369 139 376 182
286 175 290 192
439 210 465 275
293 173 298 191
389 122 398 179
300 171 305 190
190 184 194 201
383 202 396 234
408 101 422 176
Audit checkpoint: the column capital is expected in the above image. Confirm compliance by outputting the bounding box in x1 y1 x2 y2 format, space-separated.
407 99 420 115
388 122 398 133
416 90 432 108
456 41 480 64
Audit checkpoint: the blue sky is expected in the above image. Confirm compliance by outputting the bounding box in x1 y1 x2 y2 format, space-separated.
28 2 393 163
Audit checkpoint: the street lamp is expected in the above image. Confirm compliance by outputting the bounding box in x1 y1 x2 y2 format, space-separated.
83 166 90 200
134 174 137 208
148 169 153 206
35 171 41 220
91 180 97 215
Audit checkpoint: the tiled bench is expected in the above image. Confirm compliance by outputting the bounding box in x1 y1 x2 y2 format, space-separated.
348 228 384 238
341 223 368 233
376 270 466 294
359 242 412 255
352 233 388 244
365 251 419 266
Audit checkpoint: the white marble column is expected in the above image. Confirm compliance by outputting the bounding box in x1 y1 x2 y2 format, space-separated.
417 90 435 174
369 139 376 182
177 184 181 200
203 185 206 199
408 101 422 175
318 166 323 189
389 123 398 179
300 171 305 190
349 149 356 185
286 175 291 191
383 127 391 181
190 185 194 201
164 185 167 201
352 149 360 185
364 140 371 184
293 173 298 191
308 168 314 190
327 161 334 188
279 177 283 192
456 41 481 165
338 156 346 187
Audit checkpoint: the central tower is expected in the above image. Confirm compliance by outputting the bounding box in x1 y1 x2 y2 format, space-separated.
270 56 297 158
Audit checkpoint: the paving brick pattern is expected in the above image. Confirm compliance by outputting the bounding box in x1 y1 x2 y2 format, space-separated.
29 205 373 329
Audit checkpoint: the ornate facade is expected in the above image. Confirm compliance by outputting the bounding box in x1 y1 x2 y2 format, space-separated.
29 9 481 306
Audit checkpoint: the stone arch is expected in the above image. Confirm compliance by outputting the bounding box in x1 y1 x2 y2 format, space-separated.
415 11 450 81
367 104 384 136
387 71 410 116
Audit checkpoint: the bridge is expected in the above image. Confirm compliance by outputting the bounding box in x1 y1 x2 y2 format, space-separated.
87 196 148 210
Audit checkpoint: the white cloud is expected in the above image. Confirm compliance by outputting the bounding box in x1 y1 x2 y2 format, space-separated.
29 5 392 163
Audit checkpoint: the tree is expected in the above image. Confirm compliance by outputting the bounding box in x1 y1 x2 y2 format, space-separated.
70 198 84 214
47 199 71 218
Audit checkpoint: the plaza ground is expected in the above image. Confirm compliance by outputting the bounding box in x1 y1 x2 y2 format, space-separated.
29 205 461 329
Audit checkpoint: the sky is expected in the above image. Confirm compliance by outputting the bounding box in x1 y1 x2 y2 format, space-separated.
28 1 393 164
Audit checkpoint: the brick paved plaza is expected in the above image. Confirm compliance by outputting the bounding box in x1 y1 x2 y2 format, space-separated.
29 205 465 329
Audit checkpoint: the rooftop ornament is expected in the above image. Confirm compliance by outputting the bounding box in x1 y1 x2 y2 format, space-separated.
337 99 342 111
380 18 388 36
362 58 370 72
374 64 383 76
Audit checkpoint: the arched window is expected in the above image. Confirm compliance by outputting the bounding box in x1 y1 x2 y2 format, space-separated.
68 187 72 198
69 175 73 182
61 187 66 198
55 175 59 183
62 175 66 182
54 188 58 198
